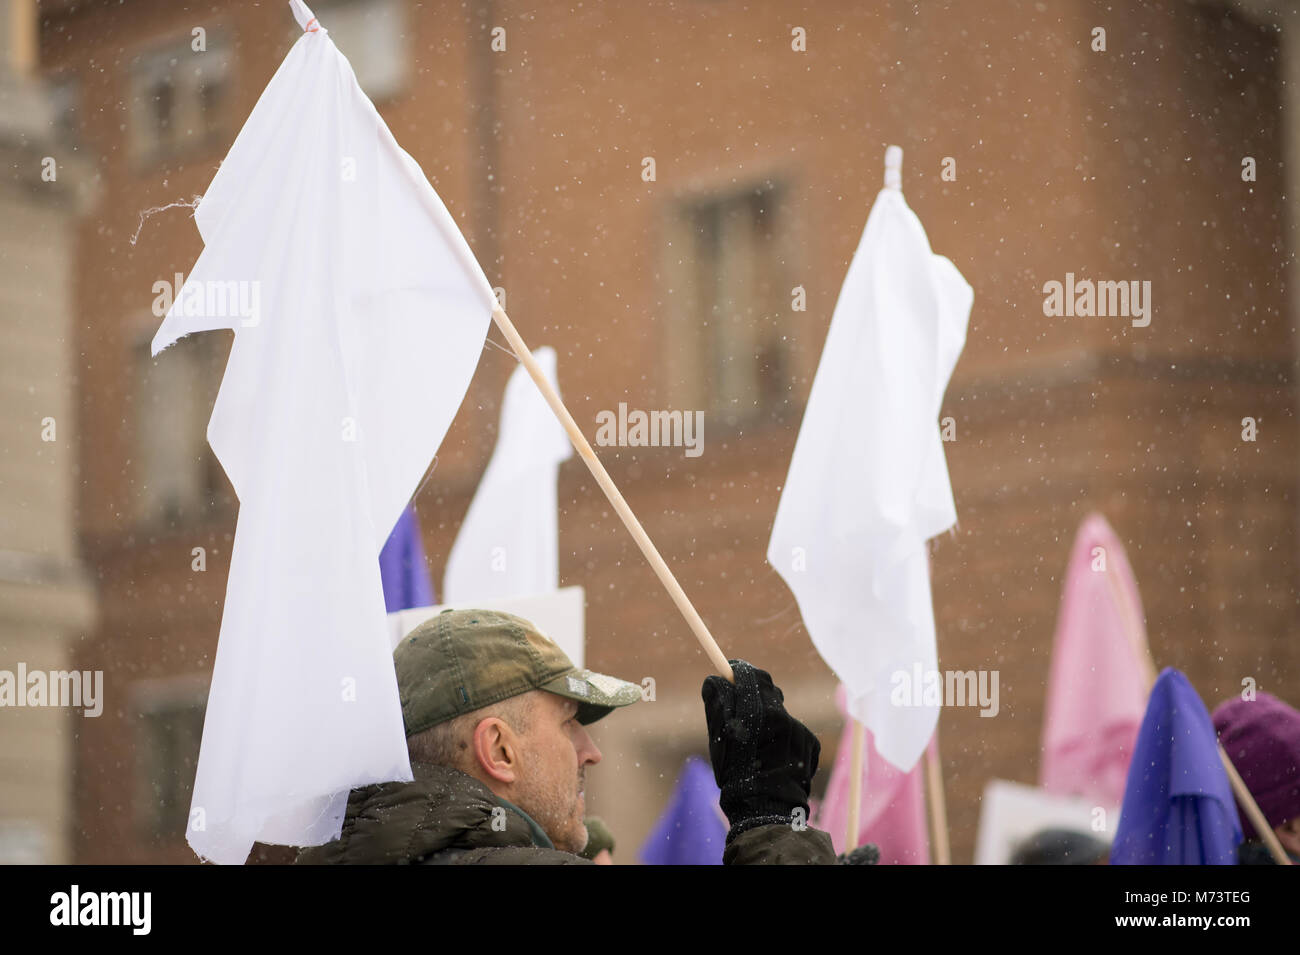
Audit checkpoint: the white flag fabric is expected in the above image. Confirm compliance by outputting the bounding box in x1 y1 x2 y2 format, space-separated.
152 1 497 863
767 186 971 771
443 347 573 603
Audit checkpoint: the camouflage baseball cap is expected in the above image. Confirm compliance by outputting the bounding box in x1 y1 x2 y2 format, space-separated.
394 608 642 737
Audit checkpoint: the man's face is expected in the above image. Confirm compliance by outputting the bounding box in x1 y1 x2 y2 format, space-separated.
513 692 602 854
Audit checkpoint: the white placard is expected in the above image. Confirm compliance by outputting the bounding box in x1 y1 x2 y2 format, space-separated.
974 778 1116 865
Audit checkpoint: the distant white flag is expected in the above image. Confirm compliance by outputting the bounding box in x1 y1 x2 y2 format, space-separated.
443 347 572 603
152 1 497 863
767 178 971 771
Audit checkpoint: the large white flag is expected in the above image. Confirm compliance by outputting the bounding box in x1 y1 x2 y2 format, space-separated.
152 1 497 863
443 347 572 603
767 176 971 771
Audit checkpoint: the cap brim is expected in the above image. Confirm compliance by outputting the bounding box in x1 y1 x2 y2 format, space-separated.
541 668 643 724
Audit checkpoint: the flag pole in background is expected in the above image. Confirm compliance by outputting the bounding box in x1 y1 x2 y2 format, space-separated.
925 736 951 864
845 720 864 850
819 688 931 862
843 718 950 863
1099 549 1291 864
1218 747 1288 863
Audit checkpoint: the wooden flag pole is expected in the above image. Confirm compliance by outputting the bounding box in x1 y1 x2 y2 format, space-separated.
1103 567 1291 864
845 719 864 850
490 305 734 681
1217 748 1291 862
925 735 952 865
374 115 732 682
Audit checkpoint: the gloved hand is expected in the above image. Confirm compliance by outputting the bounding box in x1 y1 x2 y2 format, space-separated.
701 659 821 835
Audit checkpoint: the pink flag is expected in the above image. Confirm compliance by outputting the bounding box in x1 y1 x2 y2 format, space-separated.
1040 513 1152 807
813 685 930 863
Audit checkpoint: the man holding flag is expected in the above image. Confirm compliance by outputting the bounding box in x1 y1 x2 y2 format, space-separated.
157 0 838 866
295 610 836 865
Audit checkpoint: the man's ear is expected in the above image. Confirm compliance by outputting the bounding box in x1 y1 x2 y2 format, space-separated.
470 717 520 785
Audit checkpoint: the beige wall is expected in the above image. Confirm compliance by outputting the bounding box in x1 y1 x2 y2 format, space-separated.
0 21 97 861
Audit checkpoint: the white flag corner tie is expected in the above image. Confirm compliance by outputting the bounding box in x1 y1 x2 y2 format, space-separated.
289 0 324 34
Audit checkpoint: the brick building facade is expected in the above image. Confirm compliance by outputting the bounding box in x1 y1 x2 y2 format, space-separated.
24 0 1300 862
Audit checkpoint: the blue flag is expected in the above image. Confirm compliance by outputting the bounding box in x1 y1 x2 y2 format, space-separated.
379 505 434 613
1111 668 1242 864
639 756 728 865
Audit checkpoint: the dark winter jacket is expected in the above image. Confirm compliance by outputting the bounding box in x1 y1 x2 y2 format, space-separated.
293 760 838 865
293 760 583 864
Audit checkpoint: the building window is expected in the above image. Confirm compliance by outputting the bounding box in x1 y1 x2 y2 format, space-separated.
666 183 792 429
45 74 81 146
133 679 208 846
131 330 230 528
311 0 409 102
127 32 233 164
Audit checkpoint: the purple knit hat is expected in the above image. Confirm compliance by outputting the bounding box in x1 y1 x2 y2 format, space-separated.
1212 691 1300 841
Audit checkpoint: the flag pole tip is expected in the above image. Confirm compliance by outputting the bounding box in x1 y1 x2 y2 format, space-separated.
289 0 320 32
884 145 903 190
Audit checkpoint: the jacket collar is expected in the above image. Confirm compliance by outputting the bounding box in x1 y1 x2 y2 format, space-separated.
294 761 552 864
493 794 555 849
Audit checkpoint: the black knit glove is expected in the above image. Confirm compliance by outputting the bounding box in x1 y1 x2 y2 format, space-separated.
701 659 820 836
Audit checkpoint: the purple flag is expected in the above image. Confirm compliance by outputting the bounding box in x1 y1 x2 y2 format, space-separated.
1111 668 1242 864
639 756 728 865
379 505 434 613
